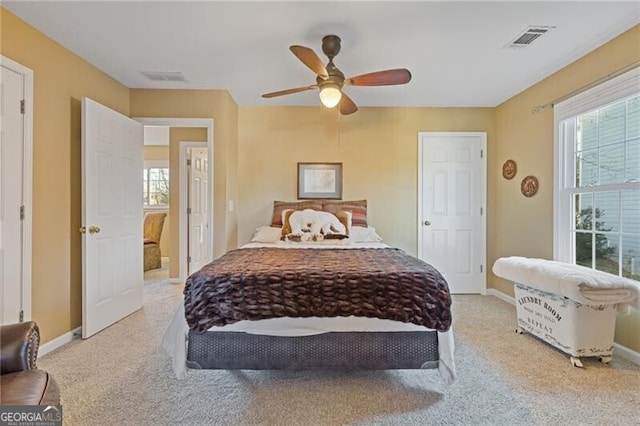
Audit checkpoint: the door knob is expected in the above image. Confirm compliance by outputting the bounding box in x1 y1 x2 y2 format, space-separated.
89 225 101 234
423 220 432 226
79 226 86 234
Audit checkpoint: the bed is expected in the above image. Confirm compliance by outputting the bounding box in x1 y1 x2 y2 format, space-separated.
162 201 456 384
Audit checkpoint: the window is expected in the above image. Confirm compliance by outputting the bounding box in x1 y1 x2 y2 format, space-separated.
143 162 170 207
554 68 640 281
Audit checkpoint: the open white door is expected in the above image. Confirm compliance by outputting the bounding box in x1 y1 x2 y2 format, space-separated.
81 98 143 338
418 132 486 294
188 147 209 274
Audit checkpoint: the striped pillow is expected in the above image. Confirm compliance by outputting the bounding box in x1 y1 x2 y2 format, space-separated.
271 200 322 227
322 200 367 227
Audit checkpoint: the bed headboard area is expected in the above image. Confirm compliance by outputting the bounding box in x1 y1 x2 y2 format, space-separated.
271 199 368 227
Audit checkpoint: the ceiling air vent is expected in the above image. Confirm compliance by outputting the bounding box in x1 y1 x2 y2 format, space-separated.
140 71 187 82
505 26 555 49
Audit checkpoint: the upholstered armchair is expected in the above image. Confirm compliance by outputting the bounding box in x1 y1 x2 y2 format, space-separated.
143 212 167 271
0 321 60 405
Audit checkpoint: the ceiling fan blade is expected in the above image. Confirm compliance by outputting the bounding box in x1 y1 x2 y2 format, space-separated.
345 68 412 86
290 45 328 78
339 92 358 115
262 85 317 98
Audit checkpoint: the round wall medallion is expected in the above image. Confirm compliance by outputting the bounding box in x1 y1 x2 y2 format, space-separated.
521 175 539 197
502 159 517 180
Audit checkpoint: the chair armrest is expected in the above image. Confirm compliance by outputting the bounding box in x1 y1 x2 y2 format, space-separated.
0 321 39 374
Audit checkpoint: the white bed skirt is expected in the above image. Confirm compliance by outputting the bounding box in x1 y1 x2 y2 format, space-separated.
162 302 456 385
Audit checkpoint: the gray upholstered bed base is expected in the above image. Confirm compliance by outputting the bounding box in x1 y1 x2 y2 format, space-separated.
186 331 439 370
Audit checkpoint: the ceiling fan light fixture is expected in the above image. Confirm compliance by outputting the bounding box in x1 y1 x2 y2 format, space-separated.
319 84 342 108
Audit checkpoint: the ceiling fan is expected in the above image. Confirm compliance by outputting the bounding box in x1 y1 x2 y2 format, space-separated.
261 35 412 115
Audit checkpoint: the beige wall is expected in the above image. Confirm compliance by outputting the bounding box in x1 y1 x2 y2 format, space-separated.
143 145 169 161
1 9 131 342
494 25 640 351
130 89 240 263
237 106 495 254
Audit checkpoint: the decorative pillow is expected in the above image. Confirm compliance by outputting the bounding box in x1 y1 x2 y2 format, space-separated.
251 226 283 243
280 209 296 239
322 200 367 227
283 233 352 245
334 210 352 236
281 209 349 239
350 226 383 242
272 200 323 227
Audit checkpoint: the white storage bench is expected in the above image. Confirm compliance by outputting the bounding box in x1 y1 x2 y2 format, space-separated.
493 257 640 368
513 283 617 367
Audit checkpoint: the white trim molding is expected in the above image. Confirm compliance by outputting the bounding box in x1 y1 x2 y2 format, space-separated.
486 288 516 305
39 327 81 357
613 342 640 366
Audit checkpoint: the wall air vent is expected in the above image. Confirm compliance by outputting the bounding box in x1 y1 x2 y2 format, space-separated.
140 71 187 82
505 26 555 49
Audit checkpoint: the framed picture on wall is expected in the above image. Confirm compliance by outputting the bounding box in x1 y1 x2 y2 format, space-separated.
297 163 343 199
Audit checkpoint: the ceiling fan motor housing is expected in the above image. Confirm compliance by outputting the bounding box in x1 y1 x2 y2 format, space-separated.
322 35 341 59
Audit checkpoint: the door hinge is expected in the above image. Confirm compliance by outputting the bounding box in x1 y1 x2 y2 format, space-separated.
186 159 192 166
19 310 24 322
480 265 483 273
187 256 191 263
480 149 483 158
480 207 483 216
20 206 25 220
187 207 192 214
20 99 25 114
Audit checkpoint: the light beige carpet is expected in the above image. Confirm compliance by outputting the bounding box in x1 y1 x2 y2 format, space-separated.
39 281 640 425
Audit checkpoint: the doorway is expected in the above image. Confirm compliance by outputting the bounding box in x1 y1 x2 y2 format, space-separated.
135 118 214 283
417 132 487 294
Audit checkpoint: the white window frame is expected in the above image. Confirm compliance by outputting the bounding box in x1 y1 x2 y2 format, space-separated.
554 67 640 274
143 160 170 209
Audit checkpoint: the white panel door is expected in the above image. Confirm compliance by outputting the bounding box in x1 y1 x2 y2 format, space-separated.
82 98 143 338
0 66 24 323
419 132 486 294
188 147 209 274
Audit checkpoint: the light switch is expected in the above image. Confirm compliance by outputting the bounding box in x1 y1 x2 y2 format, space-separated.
228 200 234 212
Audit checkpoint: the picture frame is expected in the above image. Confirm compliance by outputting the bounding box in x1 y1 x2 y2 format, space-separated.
297 162 343 199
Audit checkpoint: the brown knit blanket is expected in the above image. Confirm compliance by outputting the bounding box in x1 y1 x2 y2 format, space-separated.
183 247 452 332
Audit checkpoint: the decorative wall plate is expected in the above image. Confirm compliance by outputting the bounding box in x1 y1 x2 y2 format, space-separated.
502 159 517 180
521 175 539 197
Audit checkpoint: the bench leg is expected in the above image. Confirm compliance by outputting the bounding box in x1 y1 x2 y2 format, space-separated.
599 356 612 364
570 356 584 368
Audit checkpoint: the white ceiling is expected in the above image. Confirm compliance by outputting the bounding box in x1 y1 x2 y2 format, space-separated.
4 1 639 108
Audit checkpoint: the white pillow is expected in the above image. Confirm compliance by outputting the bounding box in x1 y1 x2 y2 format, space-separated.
350 226 383 242
251 226 283 243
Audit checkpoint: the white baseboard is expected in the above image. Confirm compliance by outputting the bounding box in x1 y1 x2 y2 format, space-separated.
39 326 81 357
486 288 640 366
169 278 183 284
614 342 640 366
486 288 515 305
